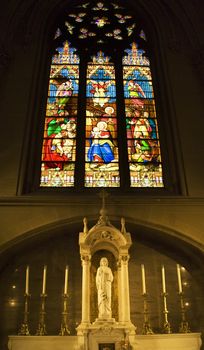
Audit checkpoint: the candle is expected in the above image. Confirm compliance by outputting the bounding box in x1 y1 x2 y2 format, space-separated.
25 265 29 294
161 265 166 293
177 264 183 293
64 265 69 295
42 265 47 294
141 264 146 294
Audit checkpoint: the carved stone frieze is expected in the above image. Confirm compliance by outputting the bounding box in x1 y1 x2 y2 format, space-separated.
101 230 114 240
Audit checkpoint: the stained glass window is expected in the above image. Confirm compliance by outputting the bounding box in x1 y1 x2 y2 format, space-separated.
123 43 163 187
39 0 165 189
40 41 79 187
85 52 119 187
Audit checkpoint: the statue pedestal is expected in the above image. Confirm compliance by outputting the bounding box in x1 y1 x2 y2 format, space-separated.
93 318 116 325
77 318 136 350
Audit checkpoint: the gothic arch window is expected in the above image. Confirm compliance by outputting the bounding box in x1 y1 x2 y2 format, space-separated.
39 0 164 189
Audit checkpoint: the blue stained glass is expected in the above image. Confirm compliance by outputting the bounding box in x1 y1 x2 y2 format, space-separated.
123 41 163 187
48 84 58 103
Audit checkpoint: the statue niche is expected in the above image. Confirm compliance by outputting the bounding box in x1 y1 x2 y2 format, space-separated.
77 210 136 350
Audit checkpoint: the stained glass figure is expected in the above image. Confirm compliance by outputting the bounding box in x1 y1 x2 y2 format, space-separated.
40 41 79 187
123 42 164 187
85 53 119 187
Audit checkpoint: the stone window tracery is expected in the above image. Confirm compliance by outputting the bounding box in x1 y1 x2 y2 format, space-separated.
39 0 164 189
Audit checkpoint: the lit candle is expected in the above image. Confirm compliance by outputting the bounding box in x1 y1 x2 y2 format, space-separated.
64 265 69 295
161 265 166 293
141 264 146 294
177 264 183 293
25 265 29 295
42 265 47 294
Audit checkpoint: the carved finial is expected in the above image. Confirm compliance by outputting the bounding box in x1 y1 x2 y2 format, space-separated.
96 190 111 226
121 217 126 234
83 217 88 234
98 189 109 210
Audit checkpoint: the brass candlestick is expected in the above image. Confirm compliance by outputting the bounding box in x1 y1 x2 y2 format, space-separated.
59 293 70 335
18 293 31 335
36 294 47 335
178 292 191 333
142 293 154 334
161 292 171 333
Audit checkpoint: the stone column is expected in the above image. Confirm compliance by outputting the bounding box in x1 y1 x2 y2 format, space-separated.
81 254 91 324
120 255 131 323
117 259 122 322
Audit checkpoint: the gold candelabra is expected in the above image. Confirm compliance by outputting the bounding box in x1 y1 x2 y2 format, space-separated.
161 292 171 334
59 293 70 335
18 293 31 335
178 292 191 333
36 294 47 335
142 293 154 334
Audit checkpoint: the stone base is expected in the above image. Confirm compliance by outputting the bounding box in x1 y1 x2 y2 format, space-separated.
8 336 78 350
77 318 136 349
8 333 202 350
87 327 133 350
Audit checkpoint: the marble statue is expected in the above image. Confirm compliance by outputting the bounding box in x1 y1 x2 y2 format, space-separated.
96 257 113 319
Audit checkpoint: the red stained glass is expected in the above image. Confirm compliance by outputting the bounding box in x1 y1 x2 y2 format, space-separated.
40 41 79 187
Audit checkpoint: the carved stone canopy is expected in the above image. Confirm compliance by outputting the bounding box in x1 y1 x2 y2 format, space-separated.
79 213 132 259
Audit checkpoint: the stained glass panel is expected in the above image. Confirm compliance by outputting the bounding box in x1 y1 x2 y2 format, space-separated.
123 42 164 187
40 41 79 187
85 53 119 187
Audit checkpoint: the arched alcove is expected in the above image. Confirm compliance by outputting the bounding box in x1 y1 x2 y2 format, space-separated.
0 217 203 349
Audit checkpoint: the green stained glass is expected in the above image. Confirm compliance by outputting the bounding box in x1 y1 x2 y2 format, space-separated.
123 42 164 187
85 54 120 187
40 42 79 187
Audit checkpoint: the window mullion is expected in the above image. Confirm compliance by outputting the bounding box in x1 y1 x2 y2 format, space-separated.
114 53 130 189
75 52 88 189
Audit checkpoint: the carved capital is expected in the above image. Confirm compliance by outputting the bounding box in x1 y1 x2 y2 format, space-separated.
81 255 91 264
119 255 130 265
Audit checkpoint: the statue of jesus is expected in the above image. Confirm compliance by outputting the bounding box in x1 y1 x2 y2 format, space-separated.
96 257 113 319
